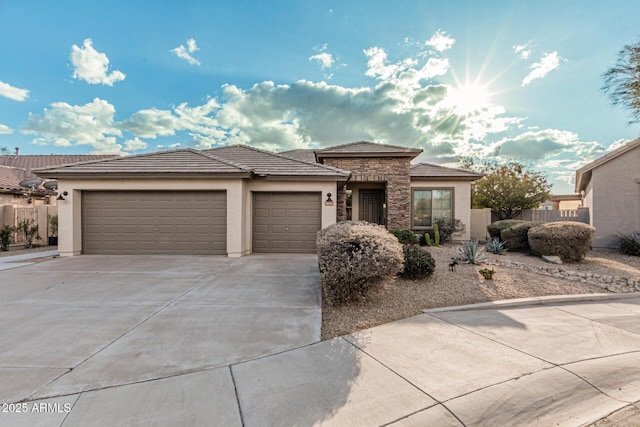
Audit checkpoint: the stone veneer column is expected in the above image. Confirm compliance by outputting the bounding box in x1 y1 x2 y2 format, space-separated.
323 157 412 229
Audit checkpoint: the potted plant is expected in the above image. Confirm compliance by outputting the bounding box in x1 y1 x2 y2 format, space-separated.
48 214 58 246
0 225 14 251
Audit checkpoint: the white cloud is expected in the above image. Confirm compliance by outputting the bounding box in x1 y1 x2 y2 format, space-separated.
606 138 632 152
118 108 180 138
0 124 12 134
513 42 533 60
425 30 455 52
309 52 334 70
0 80 29 101
123 137 148 151
22 98 125 154
70 39 126 86
171 38 200 66
522 51 562 86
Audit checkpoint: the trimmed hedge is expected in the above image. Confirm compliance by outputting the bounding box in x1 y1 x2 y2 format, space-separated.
400 245 436 280
528 222 595 263
487 220 526 240
501 221 543 252
389 229 419 245
317 221 404 305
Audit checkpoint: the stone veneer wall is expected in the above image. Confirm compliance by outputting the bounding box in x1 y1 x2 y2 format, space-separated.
323 157 412 229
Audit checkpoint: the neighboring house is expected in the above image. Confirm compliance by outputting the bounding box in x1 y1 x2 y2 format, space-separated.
36 142 482 257
575 138 640 248
0 153 115 206
539 194 582 210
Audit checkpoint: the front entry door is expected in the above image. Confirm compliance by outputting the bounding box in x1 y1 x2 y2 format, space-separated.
359 190 384 225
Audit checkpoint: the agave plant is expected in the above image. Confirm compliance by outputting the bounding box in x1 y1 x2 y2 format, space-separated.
485 237 507 255
455 240 488 264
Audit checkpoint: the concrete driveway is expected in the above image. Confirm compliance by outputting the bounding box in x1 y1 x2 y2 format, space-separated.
0 254 321 426
2 254 640 426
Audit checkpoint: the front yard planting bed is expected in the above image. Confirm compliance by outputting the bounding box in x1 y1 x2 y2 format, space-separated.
321 244 639 340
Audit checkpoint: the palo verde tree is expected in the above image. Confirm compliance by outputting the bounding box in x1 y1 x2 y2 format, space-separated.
602 37 640 125
464 159 552 220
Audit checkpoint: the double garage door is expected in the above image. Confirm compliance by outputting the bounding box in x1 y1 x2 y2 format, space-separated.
82 191 321 255
82 191 227 255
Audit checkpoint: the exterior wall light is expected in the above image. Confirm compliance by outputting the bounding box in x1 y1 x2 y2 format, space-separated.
325 192 333 206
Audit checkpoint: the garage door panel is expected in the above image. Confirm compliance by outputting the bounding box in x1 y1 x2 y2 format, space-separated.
252 192 321 253
82 191 227 255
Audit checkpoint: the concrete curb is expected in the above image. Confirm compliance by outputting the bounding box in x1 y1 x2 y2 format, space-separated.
423 292 640 314
0 250 59 264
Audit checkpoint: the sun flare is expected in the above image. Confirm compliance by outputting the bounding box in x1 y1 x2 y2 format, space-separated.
447 83 491 116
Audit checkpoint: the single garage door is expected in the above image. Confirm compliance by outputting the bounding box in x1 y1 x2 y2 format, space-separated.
253 192 321 253
82 191 227 255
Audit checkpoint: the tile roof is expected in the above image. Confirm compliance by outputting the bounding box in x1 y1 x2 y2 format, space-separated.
278 149 317 163
316 141 422 158
0 166 28 193
35 146 350 180
35 149 251 177
410 163 484 180
575 137 640 192
0 154 116 176
203 145 350 178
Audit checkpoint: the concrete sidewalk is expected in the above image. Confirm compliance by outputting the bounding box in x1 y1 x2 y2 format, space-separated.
0 249 59 271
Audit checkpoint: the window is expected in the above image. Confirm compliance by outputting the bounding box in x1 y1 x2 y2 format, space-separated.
412 188 453 228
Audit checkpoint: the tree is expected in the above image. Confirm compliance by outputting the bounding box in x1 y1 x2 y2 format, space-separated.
602 38 640 125
469 161 552 220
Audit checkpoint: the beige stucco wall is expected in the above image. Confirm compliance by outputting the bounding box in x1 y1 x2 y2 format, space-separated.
410 180 472 240
55 178 337 257
585 145 640 248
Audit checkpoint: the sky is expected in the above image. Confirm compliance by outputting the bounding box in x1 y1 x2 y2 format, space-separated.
1 1 639 194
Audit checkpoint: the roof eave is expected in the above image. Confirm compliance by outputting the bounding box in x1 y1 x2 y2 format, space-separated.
410 175 483 181
317 151 422 159
34 172 253 180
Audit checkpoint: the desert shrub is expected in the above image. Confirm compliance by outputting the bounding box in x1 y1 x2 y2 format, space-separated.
617 232 640 256
487 220 526 240
389 229 419 245
455 240 488 264
485 237 507 254
16 218 40 249
0 225 15 251
433 217 466 243
317 221 404 305
400 245 436 280
501 221 543 252
528 222 595 263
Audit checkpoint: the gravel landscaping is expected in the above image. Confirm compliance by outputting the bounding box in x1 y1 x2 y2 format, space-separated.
321 244 640 340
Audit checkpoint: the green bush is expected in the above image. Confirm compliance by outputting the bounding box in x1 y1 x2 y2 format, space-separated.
433 217 466 243
487 220 526 240
617 232 640 256
16 218 40 249
501 221 543 252
0 225 15 251
317 221 404 305
528 222 595 263
389 229 419 245
400 245 436 280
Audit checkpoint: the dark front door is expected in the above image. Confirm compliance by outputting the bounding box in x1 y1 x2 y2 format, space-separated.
359 190 384 225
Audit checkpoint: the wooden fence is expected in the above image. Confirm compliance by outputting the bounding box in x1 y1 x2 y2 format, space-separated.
0 204 57 246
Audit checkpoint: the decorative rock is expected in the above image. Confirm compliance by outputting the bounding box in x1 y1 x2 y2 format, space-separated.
542 255 563 265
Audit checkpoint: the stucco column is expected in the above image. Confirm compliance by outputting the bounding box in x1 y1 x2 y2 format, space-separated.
58 189 82 256
227 180 246 258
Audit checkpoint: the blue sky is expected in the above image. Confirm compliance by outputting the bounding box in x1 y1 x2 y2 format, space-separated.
1 1 639 193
